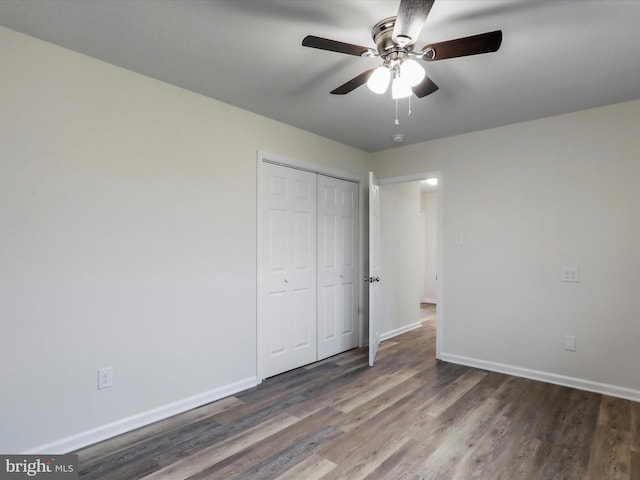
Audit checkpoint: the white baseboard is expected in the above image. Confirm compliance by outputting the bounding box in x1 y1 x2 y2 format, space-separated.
440 353 640 403
25 376 259 454
380 322 422 342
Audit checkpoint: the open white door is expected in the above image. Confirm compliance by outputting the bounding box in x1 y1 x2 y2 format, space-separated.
368 172 381 366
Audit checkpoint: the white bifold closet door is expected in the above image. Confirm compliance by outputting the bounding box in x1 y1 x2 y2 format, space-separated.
259 162 359 379
317 175 359 360
259 163 317 379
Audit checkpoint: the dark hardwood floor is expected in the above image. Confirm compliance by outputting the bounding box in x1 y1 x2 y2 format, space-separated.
76 304 640 479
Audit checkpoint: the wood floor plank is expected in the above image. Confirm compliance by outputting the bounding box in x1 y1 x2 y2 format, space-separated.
362 436 434 480
631 400 640 451
495 376 550 433
272 454 336 480
75 396 244 465
305 348 366 369
528 383 575 443
536 441 593 480
450 414 513 480
415 396 507 479
422 368 488 417
78 414 225 479
319 407 434 480
223 425 342 480
587 424 631 480
80 456 160 480
333 349 368 366
152 394 309 469
191 407 342 479
286 366 403 419
334 369 418 413
336 376 424 433
631 449 640 480
495 435 543 480
140 412 299 480
600 395 632 431
359 373 503 479
551 388 601 451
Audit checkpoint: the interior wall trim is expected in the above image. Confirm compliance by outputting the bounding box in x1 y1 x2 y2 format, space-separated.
380 322 422 342
441 353 640 403
24 377 259 454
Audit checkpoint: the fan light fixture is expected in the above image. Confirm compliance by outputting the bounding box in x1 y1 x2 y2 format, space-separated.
367 66 391 94
400 59 426 86
367 57 426 99
391 74 412 99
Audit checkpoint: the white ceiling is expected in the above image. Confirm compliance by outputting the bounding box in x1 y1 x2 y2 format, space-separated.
2 0 640 152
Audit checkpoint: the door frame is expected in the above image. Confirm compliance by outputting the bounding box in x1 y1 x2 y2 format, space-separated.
378 170 443 360
256 150 365 380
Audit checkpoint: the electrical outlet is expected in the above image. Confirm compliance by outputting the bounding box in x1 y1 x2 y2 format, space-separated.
562 267 579 282
564 336 576 352
98 367 113 389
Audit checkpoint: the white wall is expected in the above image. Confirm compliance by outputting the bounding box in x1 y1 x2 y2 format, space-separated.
0 27 370 453
421 191 437 303
372 99 640 399
379 182 422 339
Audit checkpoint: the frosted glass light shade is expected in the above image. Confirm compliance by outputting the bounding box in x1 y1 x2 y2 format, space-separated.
367 66 391 94
400 58 426 87
391 76 412 99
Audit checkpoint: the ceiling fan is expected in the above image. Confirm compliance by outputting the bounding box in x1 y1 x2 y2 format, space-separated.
302 0 502 100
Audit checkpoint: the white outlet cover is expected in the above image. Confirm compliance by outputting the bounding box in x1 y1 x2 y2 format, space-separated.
98 367 113 389
564 336 576 352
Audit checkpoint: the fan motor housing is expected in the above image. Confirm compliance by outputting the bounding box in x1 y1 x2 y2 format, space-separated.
372 17 398 53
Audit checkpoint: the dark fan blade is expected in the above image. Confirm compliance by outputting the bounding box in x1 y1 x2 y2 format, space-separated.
302 35 371 57
422 30 502 61
330 69 375 95
393 0 435 46
412 75 439 98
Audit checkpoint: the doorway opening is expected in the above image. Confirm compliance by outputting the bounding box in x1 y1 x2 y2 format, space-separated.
378 171 442 359
420 302 437 327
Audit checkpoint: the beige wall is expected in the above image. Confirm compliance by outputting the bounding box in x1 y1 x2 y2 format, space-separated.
372 99 640 399
379 181 422 338
0 27 369 453
421 191 437 303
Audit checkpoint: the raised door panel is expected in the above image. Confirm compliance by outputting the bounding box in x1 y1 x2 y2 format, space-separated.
259 163 316 378
317 175 358 360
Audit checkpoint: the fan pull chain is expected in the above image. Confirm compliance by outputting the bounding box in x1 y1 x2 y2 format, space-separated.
408 95 412 116
395 98 399 125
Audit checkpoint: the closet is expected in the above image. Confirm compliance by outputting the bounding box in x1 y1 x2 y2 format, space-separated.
258 161 359 379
